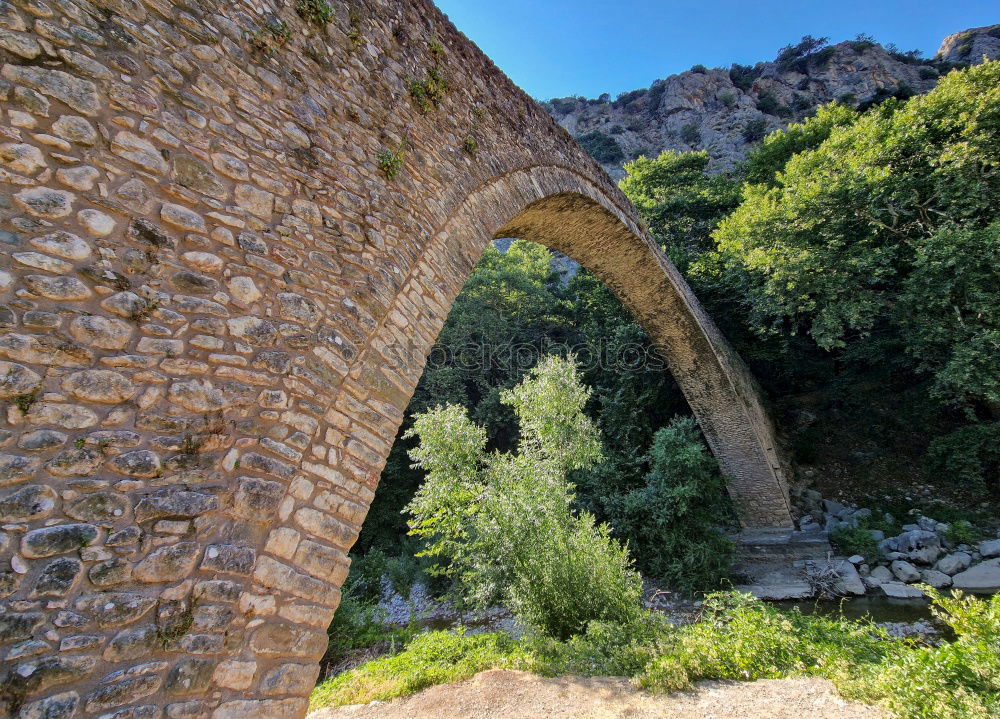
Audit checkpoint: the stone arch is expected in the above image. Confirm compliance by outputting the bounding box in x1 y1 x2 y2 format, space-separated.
0 1 792 718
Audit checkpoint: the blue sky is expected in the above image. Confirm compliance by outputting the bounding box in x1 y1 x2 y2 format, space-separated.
434 0 998 100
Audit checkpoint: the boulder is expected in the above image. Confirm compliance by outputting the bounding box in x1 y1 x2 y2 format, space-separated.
881 582 926 599
978 539 1000 559
890 560 921 583
920 569 953 589
935 552 972 576
951 558 1000 593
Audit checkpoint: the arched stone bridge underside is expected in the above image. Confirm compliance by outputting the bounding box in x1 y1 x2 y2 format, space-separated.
0 1 793 717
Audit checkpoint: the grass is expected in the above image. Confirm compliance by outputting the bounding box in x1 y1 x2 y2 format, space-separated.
311 589 1000 719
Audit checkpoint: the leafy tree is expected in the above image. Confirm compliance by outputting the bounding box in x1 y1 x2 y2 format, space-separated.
712 62 1000 407
605 418 735 592
405 356 643 638
577 130 625 163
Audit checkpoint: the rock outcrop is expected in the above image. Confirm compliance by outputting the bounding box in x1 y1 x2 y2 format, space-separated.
544 27 1000 175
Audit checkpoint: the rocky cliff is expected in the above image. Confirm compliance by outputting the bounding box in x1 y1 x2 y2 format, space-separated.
543 25 1000 176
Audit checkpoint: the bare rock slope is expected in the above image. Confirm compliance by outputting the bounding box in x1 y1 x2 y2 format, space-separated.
543 26 1000 175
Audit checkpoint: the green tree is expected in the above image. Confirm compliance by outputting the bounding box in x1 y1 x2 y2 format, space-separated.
712 62 1000 412
405 356 643 638
605 417 735 592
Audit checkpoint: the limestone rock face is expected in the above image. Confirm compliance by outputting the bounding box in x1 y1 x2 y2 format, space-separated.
545 29 1000 176
937 25 1000 65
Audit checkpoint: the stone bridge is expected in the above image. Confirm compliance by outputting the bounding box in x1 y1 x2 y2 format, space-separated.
0 0 793 717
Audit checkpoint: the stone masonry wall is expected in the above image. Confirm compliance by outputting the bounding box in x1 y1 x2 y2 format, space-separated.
0 1 791 718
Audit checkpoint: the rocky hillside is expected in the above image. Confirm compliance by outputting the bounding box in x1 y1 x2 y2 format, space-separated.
543 25 1000 176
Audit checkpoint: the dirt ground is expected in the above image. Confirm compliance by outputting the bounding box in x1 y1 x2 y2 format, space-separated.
309 668 885 719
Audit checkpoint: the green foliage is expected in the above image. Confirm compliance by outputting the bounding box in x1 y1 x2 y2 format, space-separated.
405 356 643 638
246 17 291 58
741 117 769 143
604 418 735 592
376 146 404 179
690 64 708 74
943 520 981 546
830 524 880 562
619 150 740 269
311 630 528 708
462 135 479 155
712 62 1000 416
576 130 625 163
295 0 333 24
775 35 830 73
719 91 736 109
729 63 762 92
323 593 418 671
679 123 700 145
755 89 789 117
314 590 1000 719
409 67 449 112
742 102 858 185
927 423 1000 493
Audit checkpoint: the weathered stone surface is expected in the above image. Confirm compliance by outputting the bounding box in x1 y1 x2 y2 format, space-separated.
29 231 92 260
13 187 75 218
78 208 116 237
85 675 162 712
111 131 168 173
18 691 79 719
231 477 285 520
0 483 56 521
212 699 307 719
134 491 218 523
66 491 130 522
26 402 98 429
880 582 926 599
52 115 98 145
133 542 199 583
0 610 43 641
212 660 256 690
165 658 215 694
200 544 255 576
68 314 132 349
89 558 133 587
0 360 43 398
31 557 82 597
104 624 159 662
24 274 91 301
0 453 41 486
21 523 98 557
77 592 156 627
47 447 102 477
0 142 45 173
979 539 1000 559
260 663 319 697
63 369 136 403
167 379 226 412
109 450 162 478
1 65 100 115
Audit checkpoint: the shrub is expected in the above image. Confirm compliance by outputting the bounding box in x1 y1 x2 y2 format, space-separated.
755 89 789 116
690 64 708 74
850 33 878 52
927 422 1000 494
919 67 939 80
604 418 734 592
830 524 880 561
405 356 643 639
576 130 625 164
730 63 762 92
679 123 700 145
741 117 769 143
719 91 736 109
943 520 981 546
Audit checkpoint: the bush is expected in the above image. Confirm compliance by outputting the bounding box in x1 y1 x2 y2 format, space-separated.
927 422 1000 494
719 91 736 109
604 418 735 592
577 130 625 164
741 117 769 143
679 123 700 145
405 356 643 639
830 524 880 561
730 63 762 92
943 520 981 546
755 89 789 116
690 64 708 74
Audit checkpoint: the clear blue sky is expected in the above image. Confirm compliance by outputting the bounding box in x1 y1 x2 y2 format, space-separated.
434 0 998 100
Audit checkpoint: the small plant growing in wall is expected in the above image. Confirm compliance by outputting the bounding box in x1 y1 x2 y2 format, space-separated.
246 16 291 58
296 0 334 25
377 144 405 179
462 135 479 155
347 7 363 47
409 67 449 112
